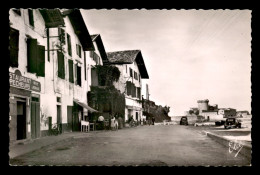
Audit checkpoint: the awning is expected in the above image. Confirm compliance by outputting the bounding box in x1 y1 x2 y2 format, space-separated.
74 100 99 113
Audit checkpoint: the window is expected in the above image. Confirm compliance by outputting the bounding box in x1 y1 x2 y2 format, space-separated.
132 83 136 97
75 65 81 86
126 65 127 73
9 28 19 67
129 68 133 77
28 9 34 27
58 28 65 45
137 87 141 99
134 71 138 80
57 51 65 79
13 9 21 16
67 33 72 56
76 44 81 58
126 81 131 96
57 97 61 103
84 52 86 80
68 59 74 83
27 38 45 77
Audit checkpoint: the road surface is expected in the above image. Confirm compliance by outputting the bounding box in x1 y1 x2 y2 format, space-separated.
10 125 251 166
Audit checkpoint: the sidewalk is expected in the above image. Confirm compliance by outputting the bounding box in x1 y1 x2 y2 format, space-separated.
9 126 137 159
9 132 88 159
202 130 251 160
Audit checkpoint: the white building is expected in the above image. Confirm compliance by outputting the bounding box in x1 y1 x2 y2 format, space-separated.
106 50 149 122
9 9 96 142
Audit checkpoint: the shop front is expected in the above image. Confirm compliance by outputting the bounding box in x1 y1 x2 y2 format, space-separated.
9 70 41 142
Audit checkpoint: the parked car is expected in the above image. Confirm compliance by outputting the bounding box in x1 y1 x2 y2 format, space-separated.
180 117 188 125
224 118 241 129
215 120 226 126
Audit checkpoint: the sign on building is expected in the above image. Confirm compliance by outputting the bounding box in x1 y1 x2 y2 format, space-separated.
9 70 41 92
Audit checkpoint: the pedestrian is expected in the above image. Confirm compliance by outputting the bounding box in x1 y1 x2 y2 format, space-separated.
98 115 104 130
152 117 155 125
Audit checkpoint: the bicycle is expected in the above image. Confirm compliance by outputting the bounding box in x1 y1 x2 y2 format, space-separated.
49 123 61 136
129 120 137 127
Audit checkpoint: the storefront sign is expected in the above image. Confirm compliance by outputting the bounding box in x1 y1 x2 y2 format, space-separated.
9 70 41 92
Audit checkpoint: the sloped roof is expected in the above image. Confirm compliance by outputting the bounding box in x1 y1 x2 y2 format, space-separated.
39 9 65 28
90 34 108 64
107 50 140 63
63 9 94 51
107 50 149 79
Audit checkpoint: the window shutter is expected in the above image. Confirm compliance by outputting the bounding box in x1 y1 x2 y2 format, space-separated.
77 66 81 86
27 38 38 73
28 9 34 27
67 34 72 56
84 52 86 80
37 45 45 77
57 51 65 79
9 28 19 67
79 45 81 58
130 68 133 77
126 81 131 96
68 59 74 83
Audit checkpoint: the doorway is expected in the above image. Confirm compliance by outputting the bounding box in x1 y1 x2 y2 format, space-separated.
136 112 138 121
17 101 26 140
31 97 40 139
57 105 62 133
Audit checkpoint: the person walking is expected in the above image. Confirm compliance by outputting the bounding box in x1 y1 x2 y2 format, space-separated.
152 117 155 125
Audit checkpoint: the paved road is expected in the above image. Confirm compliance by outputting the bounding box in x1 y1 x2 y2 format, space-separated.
10 125 251 166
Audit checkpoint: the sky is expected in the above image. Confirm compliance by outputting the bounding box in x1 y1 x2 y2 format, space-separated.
81 9 252 116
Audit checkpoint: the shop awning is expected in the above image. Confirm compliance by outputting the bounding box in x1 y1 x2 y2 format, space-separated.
74 100 99 113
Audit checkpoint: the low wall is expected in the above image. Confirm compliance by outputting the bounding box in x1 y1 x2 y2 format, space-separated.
204 131 251 161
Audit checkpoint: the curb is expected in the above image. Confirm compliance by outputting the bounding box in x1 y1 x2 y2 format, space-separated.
203 131 251 160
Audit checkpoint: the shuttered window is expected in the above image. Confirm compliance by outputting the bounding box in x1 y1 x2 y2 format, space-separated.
27 38 45 77
37 45 45 77
129 68 133 77
28 9 34 27
57 51 65 79
134 71 138 80
27 38 38 73
132 83 136 98
9 28 19 68
126 81 131 96
67 34 72 56
84 52 86 80
76 44 81 58
76 65 81 86
137 87 141 99
68 59 74 83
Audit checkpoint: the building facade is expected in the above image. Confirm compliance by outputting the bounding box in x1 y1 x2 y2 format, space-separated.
9 9 95 142
106 50 149 122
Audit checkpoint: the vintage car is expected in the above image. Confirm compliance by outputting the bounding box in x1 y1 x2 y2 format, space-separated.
180 116 188 125
224 118 241 129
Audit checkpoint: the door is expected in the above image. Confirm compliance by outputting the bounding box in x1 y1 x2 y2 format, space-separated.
17 101 26 140
72 112 79 131
31 100 40 139
67 106 73 132
57 105 62 133
136 112 138 121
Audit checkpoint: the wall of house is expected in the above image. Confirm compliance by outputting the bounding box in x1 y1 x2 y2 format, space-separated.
201 112 224 121
9 9 93 138
9 9 47 139
113 61 143 122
